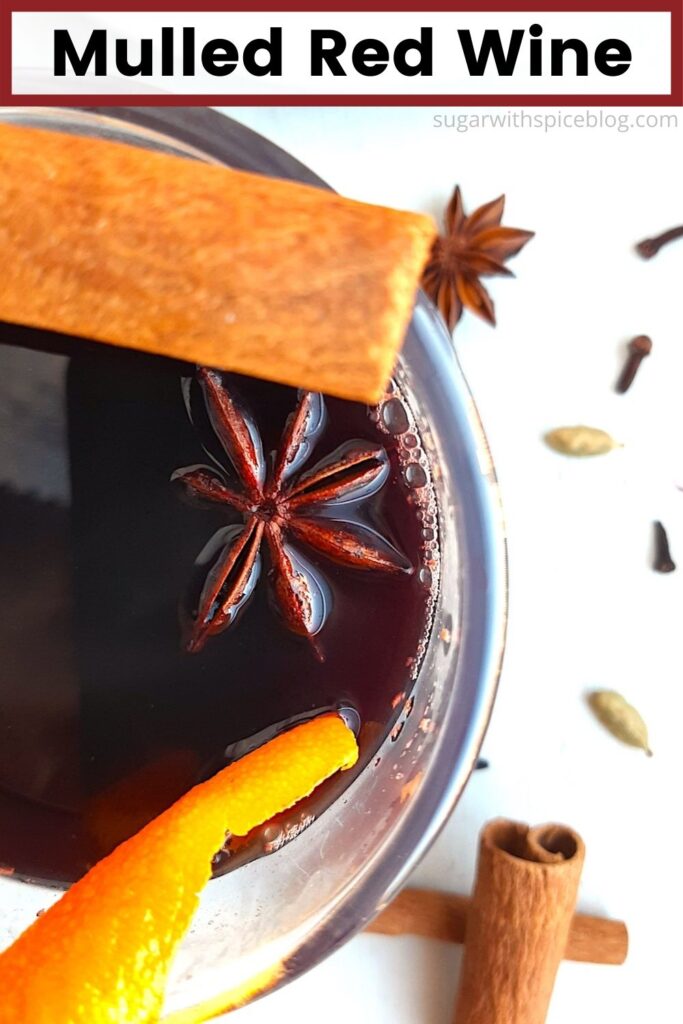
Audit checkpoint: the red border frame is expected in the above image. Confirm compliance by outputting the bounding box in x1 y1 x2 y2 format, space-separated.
1 0 681 106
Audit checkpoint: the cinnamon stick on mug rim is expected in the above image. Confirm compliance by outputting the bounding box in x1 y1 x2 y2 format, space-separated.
0 122 436 404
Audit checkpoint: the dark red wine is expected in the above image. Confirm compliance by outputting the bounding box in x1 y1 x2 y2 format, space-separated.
0 324 437 886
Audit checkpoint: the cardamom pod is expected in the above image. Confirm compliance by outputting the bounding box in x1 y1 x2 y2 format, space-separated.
587 690 652 755
545 426 621 457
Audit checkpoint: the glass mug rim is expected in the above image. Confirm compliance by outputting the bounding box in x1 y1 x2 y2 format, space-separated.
0 106 507 1016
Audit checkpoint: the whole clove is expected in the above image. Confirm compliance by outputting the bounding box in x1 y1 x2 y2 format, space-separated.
653 521 676 573
615 335 652 393
636 225 683 260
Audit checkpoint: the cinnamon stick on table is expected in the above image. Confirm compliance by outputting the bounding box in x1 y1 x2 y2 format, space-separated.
453 819 588 1024
367 887 628 966
0 123 436 404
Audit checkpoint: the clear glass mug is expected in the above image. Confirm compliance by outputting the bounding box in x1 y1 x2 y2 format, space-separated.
0 107 506 1018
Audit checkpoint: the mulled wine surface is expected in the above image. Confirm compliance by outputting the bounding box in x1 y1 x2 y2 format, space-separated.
0 325 437 885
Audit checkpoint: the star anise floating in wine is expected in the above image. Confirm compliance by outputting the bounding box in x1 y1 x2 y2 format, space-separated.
173 368 410 655
422 185 534 330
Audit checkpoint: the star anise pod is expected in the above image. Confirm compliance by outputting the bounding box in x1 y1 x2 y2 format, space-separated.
173 368 410 655
422 186 534 330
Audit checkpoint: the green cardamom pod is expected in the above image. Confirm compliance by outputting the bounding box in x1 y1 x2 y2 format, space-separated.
587 690 652 755
545 426 621 457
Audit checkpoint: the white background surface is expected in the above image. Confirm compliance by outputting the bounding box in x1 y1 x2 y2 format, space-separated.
212 106 683 1022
